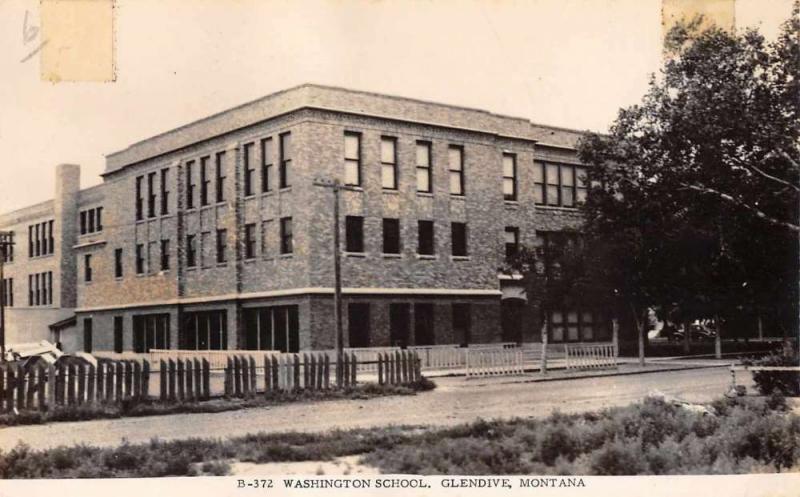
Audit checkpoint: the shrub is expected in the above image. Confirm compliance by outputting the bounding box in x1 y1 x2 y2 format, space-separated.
590 438 647 475
744 353 800 396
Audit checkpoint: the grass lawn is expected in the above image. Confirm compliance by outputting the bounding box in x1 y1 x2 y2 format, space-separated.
1 393 798 478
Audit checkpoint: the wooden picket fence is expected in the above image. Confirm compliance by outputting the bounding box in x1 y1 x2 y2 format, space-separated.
0 359 151 412
464 348 525 379
564 342 617 371
377 350 422 385
157 358 212 402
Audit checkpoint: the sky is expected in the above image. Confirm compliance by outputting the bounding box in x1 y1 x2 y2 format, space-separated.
0 0 794 213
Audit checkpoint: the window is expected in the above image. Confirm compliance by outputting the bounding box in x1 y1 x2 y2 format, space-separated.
136 243 145 274
538 231 581 278
279 132 291 188
147 172 157 218
389 303 410 347
1 278 13 307
451 222 468 256
215 152 226 203
381 137 397 189
180 310 227 351
1 232 13 262
201 232 211 267
414 303 435 345
186 161 195 209
505 227 519 258
382 218 400 254
344 132 361 186
503 153 517 201
135 176 144 220
548 309 608 342
114 248 123 278
28 275 32 306
160 168 169 215
453 303 471 345
244 223 256 259
416 142 432 193
280 217 293 254
84 254 92 282
418 220 434 255
449 146 464 195
133 314 171 352
34 273 40 305
113 316 124 353
345 216 364 253
200 156 211 206
48 221 53 254
160 239 170 271
243 143 255 196
348 303 370 347
79 207 103 235
534 162 588 207
261 137 273 193
83 318 93 353
242 305 299 352
186 235 197 267
216 229 228 264
28 226 33 257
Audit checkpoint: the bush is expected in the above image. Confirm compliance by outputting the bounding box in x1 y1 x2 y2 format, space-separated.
744 353 800 396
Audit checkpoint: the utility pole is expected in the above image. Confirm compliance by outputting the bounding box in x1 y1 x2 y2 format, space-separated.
0 231 14 363
312 179 360 384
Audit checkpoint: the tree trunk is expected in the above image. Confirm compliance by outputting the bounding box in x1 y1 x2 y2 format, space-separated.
683 320 691 355
612 318 619 358
715 315 722 359
638 311 647 367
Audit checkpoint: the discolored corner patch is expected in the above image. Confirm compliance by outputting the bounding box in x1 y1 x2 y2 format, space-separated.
662 0 736 37
40 0 115 83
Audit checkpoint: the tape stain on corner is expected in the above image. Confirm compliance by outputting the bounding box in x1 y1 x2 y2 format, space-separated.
40 0 116 83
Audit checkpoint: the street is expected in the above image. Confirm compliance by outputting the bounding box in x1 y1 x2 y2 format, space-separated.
0 366 747 452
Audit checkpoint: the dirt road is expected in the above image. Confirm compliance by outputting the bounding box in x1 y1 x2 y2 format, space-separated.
0 367 745 451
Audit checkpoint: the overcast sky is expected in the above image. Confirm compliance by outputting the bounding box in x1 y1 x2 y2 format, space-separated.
0 0 793 213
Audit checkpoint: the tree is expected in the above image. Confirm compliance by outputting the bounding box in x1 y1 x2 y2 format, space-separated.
577 5 800 357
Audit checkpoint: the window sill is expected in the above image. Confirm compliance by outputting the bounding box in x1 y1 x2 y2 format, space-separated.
279 187 292 193
416 254 437 260
381 189 399 195
279 253 293 259
449 194 466 200
135 273 146 278
344 186 364 192
504 200 519 208
115 276 124 282
344 252 366 258
451 255 471 261
536 205 581 212
29 254 55 260
416 192 434 198
382 253 402 259
186 267 197 272
261 191 275 198
216 263 228 268
244 258 257 264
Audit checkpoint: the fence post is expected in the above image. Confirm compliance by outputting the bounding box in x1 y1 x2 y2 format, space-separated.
224 357 232 398
112 362 122 402
143 360 151 400
65 364 76 407
233 356 242 397
177 359 185 401
248 357 257 395
168 359 176 402
85 363 95 405
35 365 45 409
133 361 142 400
24 368 35 409
241 356 250 397
271 355 280 392
46 364 56 410
377 353 384 385
293 355 301 391
302 353 309 389
124 361 134 399
394 351 402 384
193 359 202 400
201 358 210 400
0 365 5 412
309 354 317 391
76 363 86 405
323 354 330 390
541 325 548 375
316 353 325 390
104 362 113 403
263 355 272 395
350 352 357 386
185 359 194 402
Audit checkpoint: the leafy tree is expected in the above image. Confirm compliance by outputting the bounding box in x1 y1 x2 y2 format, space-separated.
576 6 800 358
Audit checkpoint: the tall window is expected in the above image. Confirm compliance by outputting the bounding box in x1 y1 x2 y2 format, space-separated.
114 248 123 278
180 311 227 351
147 172 157 218
416 142 432 193
83 318 93 353
534 162 588 207
186 161 195 209
244 223 256 259
243 143 255 196
503 153 517 201
344 132 361 186
113 316 124 353
504 227 519 258
1 232 13 262
186 235 197 267
448 146 464 195
160 168 169 215
279 132 291 189
48 221 53 254
216 229 228 264
348 303 371 347
414 303 435 345
451 222 468 256
84 254 93 282
1 278 13 307
452 303 472 345
79 207 103 235
345 216 364 253
215 152 226 203
280 217 293 254
135 176 144 220
261 137 273 193
200 156 211 206
381 137 397 190
136 244 145 274
418 220 435 255
160 239 170 270
382 218 400 254
133 314 171 352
